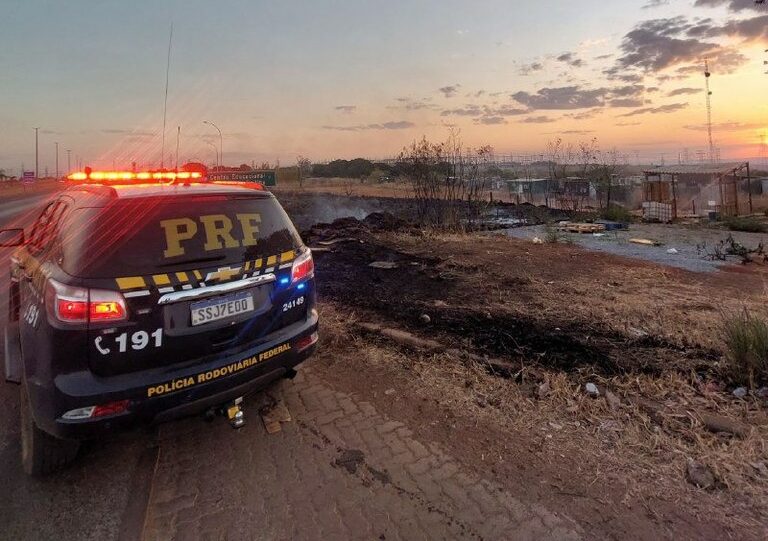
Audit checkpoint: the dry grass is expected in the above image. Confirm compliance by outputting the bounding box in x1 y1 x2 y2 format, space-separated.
317 301 768 535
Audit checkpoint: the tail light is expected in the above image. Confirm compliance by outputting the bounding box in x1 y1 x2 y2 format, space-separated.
291 250 314 284
46 279 128 324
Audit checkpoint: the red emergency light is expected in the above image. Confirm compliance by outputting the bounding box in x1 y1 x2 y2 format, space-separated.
67 170 203 182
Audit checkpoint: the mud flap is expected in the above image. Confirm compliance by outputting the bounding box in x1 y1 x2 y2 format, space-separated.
4 322 22 384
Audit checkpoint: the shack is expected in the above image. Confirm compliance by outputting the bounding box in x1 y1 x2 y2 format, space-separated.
642 162 751 222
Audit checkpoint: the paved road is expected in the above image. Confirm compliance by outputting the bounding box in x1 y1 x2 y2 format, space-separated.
0 191 583 540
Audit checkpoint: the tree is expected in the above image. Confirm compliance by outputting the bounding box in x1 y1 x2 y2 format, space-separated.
296 155 312 187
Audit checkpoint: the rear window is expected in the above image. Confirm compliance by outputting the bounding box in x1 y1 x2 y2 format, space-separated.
61 194 302 278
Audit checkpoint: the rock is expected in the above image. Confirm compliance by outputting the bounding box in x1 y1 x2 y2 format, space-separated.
605 390 621 411
756 387 768 399
687 459 716 489
384 388 396 396
537 381 551 399
419 314 431 324
433 300 448 308
585 383 600 397
666 248 679 254
532 237 543 245
700 413 748 438
629 396 664 425
732 387 748 399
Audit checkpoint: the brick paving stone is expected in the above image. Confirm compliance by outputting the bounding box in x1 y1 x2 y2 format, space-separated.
142 365 583 540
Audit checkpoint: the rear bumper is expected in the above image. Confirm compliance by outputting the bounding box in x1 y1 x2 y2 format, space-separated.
27 311 318 440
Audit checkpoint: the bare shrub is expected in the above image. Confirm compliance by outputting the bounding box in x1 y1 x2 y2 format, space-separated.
397 129 491 229
722 309 768 387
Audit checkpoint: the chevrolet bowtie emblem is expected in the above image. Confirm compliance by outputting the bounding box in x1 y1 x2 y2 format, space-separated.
205 266 242 282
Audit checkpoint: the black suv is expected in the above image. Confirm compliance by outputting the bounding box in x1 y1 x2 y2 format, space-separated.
1 177 318 475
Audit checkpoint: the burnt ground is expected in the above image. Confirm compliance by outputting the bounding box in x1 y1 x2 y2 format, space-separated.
299 213 768 540
305 215 720 379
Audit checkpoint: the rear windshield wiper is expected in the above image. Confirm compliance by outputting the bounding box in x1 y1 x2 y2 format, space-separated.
157 254 226 268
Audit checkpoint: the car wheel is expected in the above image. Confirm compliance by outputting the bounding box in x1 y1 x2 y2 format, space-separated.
20 382 80 476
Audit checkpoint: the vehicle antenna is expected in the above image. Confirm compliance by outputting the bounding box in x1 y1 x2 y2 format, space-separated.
160 22 173 169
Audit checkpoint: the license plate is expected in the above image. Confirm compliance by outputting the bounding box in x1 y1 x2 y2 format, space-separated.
190 291 254 326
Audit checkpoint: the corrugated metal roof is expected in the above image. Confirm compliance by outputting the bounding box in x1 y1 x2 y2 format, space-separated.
642 162 748 176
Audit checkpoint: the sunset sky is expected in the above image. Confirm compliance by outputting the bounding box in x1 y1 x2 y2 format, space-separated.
1 0 767 174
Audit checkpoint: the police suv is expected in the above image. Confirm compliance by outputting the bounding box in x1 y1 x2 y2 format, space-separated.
0 170 318 475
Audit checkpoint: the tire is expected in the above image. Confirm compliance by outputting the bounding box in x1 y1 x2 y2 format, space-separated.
20 382 80 476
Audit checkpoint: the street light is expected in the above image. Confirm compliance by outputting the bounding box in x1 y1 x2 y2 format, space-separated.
203 120 223 170
205 141 219 169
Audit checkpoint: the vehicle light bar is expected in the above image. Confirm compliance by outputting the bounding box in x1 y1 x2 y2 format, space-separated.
67 171 203 181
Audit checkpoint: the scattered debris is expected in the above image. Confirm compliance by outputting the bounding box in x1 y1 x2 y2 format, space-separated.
532 237 543 245
358 322 443 351
700 413 748 438
557 222 606 234
628 326 649 339
732 387 748 399
629 238 662 247
260 402 292 434
687 459 716 489
419 314 431 324
537 381 551 399
369 261 399 269
384 388 396 396
317 237 356 246
666 248 679 254
432 300 449 308
585 383 600 397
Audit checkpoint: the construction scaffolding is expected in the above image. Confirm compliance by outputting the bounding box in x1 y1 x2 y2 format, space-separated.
642 162 751 222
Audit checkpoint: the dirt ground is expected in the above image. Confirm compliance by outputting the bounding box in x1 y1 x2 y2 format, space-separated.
293 207 768 540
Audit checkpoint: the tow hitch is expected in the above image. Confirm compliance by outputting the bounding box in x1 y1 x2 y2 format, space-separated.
226 397 245 428
204 397 246 428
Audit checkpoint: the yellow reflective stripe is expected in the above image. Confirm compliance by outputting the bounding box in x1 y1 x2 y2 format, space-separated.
253 258 263 269
175 272 189 283
152 274 171 286
244 261 251 271
116 276 147 290
193 270 203 281
280 250 296 263
266 255 277 266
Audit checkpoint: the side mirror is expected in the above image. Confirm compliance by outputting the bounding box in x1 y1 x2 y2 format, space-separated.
0 228 25 247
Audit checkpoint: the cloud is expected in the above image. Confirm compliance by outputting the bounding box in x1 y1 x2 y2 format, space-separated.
474 116 507 125
594 53 614 60
560 130 596 135
608 98 646 107
439 85 461 98
683 121 765 131
556 52 585 68
518 62 544 75
615 121 642 126
520 116 556 124
440 105 483 117
617 102 688 116
321 121 415 131
642 0 669 8
389 97 436 111
440 104 528 118
335 105 357 113
511 86 606 110
610 15 758 78
667 87 702 96
693 0 763 12
566 109 602 120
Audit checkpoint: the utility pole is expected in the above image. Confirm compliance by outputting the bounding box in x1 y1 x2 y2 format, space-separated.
175 126 180 170
34 127 39 179
55 142 59 180
203 120 223 169
206 141 219 169
66 149 71 173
